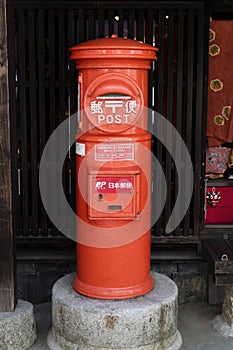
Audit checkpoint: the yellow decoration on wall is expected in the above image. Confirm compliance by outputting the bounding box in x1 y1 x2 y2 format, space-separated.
209 44 220 56
209 29 215 42
222 106 231 120
210 79 223 92
214 115 225 126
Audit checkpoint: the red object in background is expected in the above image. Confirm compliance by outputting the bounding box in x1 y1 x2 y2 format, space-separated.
69 36 158 300
206 20 233 147
205 185 233 224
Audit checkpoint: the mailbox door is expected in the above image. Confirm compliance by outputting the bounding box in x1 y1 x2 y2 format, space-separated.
88 171 140 220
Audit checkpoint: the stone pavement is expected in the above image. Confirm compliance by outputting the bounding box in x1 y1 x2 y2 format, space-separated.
29 302 233 350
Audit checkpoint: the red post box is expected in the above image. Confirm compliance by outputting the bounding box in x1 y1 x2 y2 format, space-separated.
70 35 158 299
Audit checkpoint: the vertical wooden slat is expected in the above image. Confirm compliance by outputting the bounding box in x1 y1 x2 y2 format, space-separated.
58 10 66 126
88 9 95 40
68 9 76 214
48 10 57 235
146 9 155 233
137 9 144 41
174 10 184 235
164 10 174 233
0 0 16 311
117 9 124 38
7 7 20 239
78 9 84 43
153 9 164 236
98 9 105 38
166 11 175 124
147 9 154 46
18 8 29 235
108 9 114 37
57 10 66 228
175 11 184 136
37 7 45 132
183 10 194 235
194 6 205 236
38 9 47 235
48 11 56 133
157 10 164 115
147 9 154 116
185 11 194 156
128 9 135 39
28 8 38 236
68 9 76 113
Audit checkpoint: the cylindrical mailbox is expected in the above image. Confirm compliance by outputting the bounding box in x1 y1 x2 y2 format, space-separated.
70 35 158 299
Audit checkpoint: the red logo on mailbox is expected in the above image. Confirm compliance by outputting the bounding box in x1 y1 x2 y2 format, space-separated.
94 177 134 193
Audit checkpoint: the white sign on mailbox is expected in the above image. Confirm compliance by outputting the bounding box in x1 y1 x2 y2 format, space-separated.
90 95 138 125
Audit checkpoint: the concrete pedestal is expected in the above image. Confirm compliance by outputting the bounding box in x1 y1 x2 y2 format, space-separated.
48 272 182 350
211 286 233 338
0 299 37 350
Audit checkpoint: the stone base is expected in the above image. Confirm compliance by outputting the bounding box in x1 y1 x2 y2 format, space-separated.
211 314 233 338
0 299 37 350
48 272 182 350
210 285 233 338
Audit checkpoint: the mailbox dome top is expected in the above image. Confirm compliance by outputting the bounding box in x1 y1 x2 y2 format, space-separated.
69 36 158 69
70 35 158 52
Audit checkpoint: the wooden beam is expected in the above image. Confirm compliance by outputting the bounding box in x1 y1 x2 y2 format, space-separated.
0 0 16 312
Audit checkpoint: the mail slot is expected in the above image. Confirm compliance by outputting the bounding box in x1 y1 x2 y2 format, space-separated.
70 35 158 299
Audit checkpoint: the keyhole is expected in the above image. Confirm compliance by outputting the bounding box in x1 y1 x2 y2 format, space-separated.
98 193 103 200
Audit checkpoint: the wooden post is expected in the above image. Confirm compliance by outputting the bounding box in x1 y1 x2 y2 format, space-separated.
0 0 16 312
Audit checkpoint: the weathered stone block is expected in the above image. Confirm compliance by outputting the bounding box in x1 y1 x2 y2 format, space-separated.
28 270 66 304
17 262 36 300
208 274 224 305
151 262 178 277
222 286 233 325
177 262 208 274
48 272 182 350
172 272 207 304
0 300 37 350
